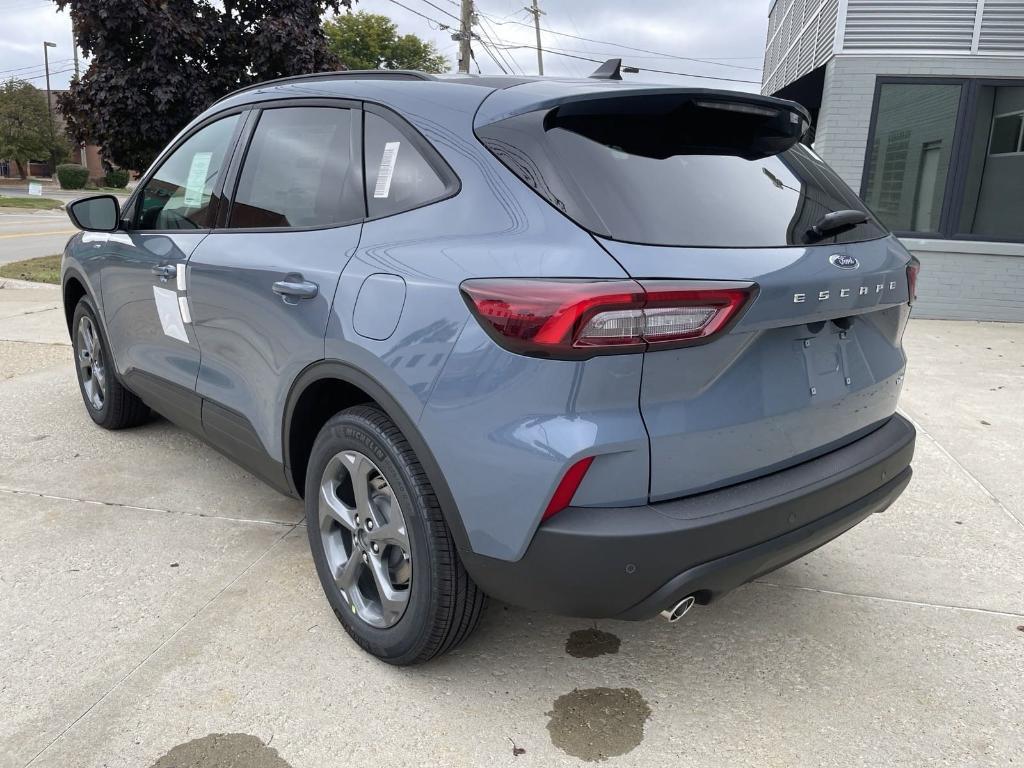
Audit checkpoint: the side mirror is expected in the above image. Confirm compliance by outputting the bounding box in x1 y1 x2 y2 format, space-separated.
67 195 121 232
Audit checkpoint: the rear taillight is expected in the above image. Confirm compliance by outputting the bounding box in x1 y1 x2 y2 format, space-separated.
906 257 921 305
460 279 755 359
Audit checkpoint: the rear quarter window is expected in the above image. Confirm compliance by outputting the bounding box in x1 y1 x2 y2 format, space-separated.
364 111 452 219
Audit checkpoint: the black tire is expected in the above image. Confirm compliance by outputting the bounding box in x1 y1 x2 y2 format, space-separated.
305 405 485 665
71 296 150 430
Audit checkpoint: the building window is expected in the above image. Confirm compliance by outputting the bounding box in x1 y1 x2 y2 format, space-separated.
958 86 1024 241
862 78 1024 243
989 112 1024 155
862 83 961 235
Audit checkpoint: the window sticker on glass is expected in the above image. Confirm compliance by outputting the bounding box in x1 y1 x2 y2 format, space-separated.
183 152 213 207
374 142 401 199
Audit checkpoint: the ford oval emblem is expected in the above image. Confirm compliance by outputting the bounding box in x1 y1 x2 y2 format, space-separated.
829 253 859 270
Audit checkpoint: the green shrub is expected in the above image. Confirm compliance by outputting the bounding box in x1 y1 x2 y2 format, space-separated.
56 164 89 190
104 168 129 188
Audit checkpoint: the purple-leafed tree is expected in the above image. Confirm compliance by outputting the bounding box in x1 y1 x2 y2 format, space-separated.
56 0 349 171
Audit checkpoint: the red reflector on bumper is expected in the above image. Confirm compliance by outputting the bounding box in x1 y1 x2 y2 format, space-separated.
542 456 595 521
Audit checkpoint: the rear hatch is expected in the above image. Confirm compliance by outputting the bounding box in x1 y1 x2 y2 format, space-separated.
476 85 913 500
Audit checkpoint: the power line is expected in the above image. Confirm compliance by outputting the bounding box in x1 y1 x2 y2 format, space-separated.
517 41 762 70
0 58 75 78
385 0 453 30
489 44 761 84
475 37 509 73
411 0 461 23
19 66 77 84
478 13 763 71
476 16 522 75
478 13 522 74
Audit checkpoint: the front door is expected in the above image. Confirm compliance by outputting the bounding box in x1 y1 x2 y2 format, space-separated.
99 112 245 429
186 103 365 476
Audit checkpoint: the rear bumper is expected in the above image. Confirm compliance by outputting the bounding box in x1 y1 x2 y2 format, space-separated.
462 413 916 619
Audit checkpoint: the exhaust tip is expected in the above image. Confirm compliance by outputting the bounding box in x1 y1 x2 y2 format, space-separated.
660 595 696 623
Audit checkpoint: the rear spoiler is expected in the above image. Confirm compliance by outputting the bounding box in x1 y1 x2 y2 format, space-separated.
474 80 810 136
476 84 811 161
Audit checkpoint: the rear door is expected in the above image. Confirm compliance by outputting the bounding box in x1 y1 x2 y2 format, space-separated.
100 111 245 429
477 90 913 500
185 101 364 480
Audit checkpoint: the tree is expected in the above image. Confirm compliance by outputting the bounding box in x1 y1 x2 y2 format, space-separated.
0 79 68 179
324 12 449 74
56 0 350 172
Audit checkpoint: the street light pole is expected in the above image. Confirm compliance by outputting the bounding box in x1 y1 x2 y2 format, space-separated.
43 41 57 179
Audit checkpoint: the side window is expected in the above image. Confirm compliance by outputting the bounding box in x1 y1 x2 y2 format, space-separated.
364 111 449 218
228 107 362 229
135 114 240 230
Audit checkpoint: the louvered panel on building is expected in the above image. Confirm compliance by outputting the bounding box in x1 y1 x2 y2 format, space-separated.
782 8 793 54
792 0 806 36
805 0 819 24
844 0 978 50
979 0 1024 52
800 24 817 72
816 0 839 64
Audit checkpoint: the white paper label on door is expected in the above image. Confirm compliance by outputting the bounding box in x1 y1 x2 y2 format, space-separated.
373 142 401 199
183 152 212 207
153 286 189 343
176 263 187 291
177 295 192 324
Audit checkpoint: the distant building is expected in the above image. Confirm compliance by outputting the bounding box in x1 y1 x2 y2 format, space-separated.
0 86 106 184
763 0 1024 322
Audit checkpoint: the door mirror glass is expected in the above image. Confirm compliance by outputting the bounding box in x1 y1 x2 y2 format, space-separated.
67 195 120 232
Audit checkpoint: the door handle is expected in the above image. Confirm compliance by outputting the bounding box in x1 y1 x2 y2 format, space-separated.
151 264 176 280
272 279 318 301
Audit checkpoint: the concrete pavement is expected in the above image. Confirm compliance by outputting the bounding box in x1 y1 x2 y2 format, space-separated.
1 282 1022 767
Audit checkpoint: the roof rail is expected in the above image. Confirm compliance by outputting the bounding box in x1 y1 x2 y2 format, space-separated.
211 69 436 107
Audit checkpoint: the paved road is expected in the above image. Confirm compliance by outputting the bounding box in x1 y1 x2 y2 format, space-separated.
0 211 77 265
0 284 1022 767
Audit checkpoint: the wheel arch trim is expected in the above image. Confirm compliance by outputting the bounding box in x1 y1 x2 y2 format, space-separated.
282 359 475 555
61 264 99 334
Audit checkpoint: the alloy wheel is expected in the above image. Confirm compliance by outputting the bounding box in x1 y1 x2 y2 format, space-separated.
77 315 107 411
318 450 412 628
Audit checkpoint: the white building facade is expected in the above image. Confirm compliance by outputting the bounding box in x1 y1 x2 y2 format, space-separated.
763 0 1024 321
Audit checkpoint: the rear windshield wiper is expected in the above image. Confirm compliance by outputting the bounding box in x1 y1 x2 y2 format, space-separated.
805 209 869 243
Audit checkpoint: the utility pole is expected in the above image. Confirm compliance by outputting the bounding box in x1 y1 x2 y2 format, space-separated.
457 0 473 74
525 0 544 75
43 41 57 179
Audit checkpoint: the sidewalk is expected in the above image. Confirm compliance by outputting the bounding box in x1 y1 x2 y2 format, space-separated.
1 284 1021 768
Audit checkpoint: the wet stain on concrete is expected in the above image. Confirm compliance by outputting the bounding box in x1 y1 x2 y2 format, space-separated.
565 628 621 658
546 687 651 762
149 733 291 768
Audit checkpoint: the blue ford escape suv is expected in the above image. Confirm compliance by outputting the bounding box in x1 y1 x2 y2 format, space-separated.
61 65 917 665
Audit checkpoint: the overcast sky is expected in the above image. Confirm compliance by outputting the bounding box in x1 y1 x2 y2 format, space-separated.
0 0 768 92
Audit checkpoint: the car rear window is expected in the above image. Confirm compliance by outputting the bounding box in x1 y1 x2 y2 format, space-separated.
477 94 887 248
